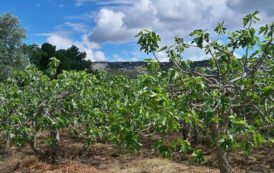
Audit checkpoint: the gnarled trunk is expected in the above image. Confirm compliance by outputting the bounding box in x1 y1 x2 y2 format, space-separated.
27 135 47 161
27 130 60 163
211 123 232 173
216 146 232 173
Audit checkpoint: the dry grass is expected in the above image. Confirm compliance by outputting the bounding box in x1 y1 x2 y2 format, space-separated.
107 158 218 173
27 160 99 173
0 131 273 173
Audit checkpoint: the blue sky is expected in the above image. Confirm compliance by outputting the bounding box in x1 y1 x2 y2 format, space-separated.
1 0 273 61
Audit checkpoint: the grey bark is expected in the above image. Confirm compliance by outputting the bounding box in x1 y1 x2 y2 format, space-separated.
211 123 232 173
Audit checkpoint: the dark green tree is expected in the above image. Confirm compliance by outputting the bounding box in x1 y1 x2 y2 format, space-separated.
22 43 45 70
26 43 92 73
56 45 91 73
40 43 57 71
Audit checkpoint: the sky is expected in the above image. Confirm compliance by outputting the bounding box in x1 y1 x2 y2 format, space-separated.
1 0 273 62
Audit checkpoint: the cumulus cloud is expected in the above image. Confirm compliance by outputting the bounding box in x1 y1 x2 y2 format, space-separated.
79 34 100 50
94 51 107 61
227 0 274 17
59 0 274 61
113 54 124 61
122 0 158 29
47 35 74 50
226 0 274 25
86 0 273 42
155 51 169 62
36 32 73 50
113 54 139 62
88 8 139 43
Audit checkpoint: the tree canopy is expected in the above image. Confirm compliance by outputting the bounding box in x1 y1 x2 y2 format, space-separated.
23 43 92 74
135 10 273 172
0 13 29 80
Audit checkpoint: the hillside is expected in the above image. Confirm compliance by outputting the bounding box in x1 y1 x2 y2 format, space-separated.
91 60 209 77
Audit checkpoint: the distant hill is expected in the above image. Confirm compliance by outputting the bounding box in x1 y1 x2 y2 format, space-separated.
91 60 209 78
92 60 209 71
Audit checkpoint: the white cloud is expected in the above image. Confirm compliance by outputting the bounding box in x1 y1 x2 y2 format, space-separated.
83 49 107 61
187 55 209 61
112 54 139 62
122 0 157 29
94 51 107 61
88 8 139 43
113 54 124 61
85 0 273 45
79 34 100 50
227 0 274 18
64 22 89 32
36 32 73 50
130 58 138 61
52 0 274 61
47 34 74 50
155 51 169 62
182 46 210 61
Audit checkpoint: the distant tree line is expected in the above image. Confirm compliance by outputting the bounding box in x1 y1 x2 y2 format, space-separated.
0 12 92 80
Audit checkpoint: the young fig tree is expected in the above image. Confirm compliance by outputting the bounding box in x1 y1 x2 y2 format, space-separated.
136 11 273 173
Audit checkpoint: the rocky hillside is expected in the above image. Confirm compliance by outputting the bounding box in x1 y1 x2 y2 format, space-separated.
91 60 209 72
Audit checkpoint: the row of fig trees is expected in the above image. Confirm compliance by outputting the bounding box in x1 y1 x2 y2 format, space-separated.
0 11 273 173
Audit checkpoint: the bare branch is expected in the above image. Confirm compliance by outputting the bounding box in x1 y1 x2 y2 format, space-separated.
230 72 247 83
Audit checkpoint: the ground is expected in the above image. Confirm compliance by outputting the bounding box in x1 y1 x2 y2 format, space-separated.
0 131 273 173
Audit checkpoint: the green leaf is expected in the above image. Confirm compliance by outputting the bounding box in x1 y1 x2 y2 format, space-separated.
242 141 252 155
262 86 273 95
158 46 167 52
191 149 204 164
253 132 264 147
173 139 191 153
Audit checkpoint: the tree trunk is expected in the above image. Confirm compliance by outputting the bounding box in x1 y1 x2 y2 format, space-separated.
215 146 232 173
48 129 60 163
182 127 189 140
193 127 199 144
210 123 232 173
4 138 10 151
0 134 8 154
27 135 47 161
182 123 191 140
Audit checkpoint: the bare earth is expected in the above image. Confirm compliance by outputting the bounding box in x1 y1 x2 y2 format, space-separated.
0 132 273 173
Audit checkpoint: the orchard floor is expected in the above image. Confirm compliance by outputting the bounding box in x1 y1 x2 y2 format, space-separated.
0 132 273 173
